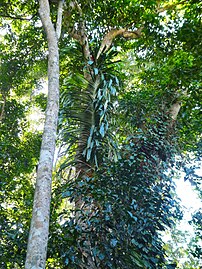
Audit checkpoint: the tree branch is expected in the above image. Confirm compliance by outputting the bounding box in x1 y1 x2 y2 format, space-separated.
0 13 38 21
96 26 143 60
74 0 91 61
122 26 143 39
56 0 64 40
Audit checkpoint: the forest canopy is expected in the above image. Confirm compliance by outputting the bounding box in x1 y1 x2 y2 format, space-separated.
0 0 201 268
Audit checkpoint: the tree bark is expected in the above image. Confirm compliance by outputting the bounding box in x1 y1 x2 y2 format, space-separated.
25 1 63 268
0 94 6 122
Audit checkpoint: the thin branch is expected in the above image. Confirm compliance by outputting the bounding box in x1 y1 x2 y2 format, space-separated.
0 13 38 21
56 0 64 40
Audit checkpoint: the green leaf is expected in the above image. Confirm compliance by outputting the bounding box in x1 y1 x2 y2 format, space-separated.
86 148 92 161
62 190 72 197
110 86 116 95
94 68 99 75
115 76 119 86
98 252 105 260
87 136 92 149
90 125 95 136
65 258 69 265
94 154 98 167
99 123 105 137
127 211 138 221
88 60 94 65
104 100 108 110
110 238 118 247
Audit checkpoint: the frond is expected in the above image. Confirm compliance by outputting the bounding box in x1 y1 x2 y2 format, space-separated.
59 56 121 171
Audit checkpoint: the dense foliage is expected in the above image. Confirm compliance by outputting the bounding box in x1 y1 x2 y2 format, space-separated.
0 0 201 268
57 121 183 268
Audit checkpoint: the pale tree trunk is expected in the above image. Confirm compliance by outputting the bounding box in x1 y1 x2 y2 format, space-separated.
25 1 63 268
0 94 6 122
169 102 181 122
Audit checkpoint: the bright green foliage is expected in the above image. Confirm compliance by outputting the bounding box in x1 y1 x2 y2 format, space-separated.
0 6 46 267
0 0 202 268
0 98 42 268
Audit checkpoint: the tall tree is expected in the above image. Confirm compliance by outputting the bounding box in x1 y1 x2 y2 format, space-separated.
25 0 64 268
0 0 201 268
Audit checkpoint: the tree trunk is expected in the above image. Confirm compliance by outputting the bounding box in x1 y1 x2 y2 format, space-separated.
25 1 63 268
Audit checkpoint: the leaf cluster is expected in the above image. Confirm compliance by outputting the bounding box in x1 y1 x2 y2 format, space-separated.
55 113 182 268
